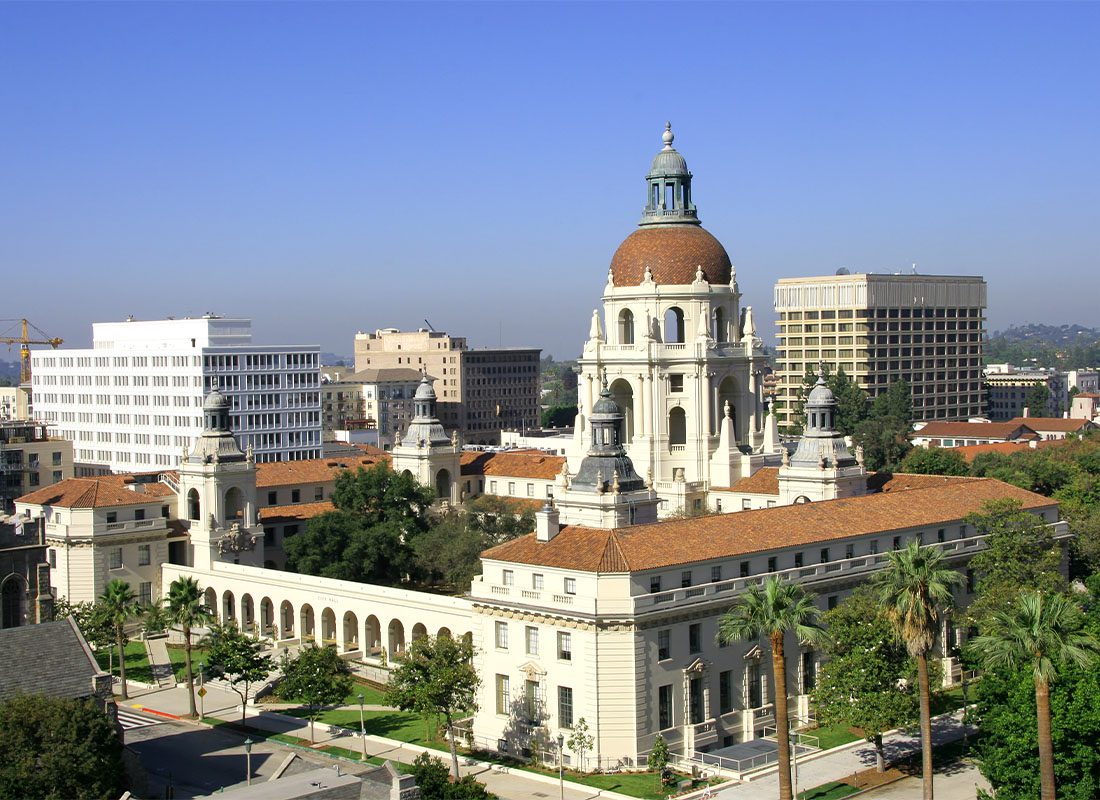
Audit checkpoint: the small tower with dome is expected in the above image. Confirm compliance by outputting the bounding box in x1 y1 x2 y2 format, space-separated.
778 366 867 504
176 390 266 571
389 375 461 505
573 124 774 516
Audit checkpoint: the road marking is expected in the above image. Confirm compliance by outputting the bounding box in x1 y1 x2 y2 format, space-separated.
117 708 162 730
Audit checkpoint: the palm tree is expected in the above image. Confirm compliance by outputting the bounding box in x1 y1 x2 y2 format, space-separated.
100 579 139 700
167 576 214 719
874 540 961 800
718 576 825 800
970 591 1100 800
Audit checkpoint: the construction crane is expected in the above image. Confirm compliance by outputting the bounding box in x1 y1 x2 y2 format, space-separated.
0 319 64 384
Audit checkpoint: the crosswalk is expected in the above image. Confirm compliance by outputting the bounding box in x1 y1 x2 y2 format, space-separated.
117 708 162 730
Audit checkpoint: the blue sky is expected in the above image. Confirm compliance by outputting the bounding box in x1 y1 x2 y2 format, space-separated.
2 2 1097 360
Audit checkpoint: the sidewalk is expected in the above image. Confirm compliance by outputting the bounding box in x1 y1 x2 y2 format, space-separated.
713 711 976 797
144 637 175 688
127 683 616 800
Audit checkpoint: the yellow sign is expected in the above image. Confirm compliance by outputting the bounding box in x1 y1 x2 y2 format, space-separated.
197 687 207 698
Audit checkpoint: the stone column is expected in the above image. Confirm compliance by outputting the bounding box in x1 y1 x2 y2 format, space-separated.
636 374 647 436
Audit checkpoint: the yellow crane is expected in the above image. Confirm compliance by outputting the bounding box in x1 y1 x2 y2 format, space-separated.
0 319 64 384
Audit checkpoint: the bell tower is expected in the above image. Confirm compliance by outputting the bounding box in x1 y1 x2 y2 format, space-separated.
176 390 265 570
389 375 461 505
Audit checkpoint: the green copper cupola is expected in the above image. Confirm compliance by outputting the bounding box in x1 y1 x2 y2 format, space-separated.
640 123 699 226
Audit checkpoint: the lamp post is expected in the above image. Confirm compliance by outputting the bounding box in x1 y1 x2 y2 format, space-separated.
198 661 205 720
358 693 366 759
557 733 565 800
243 738 253 786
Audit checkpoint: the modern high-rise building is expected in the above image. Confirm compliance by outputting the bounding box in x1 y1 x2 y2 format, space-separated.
31 316 321 474
353 328 540 444
772 273 987 429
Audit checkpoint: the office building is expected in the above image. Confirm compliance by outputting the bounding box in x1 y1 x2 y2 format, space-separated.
1 420 73 513
31 316 321 473
773 272 987 429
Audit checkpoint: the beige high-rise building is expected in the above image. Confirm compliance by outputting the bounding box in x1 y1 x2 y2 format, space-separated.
773 272 987 429
353 328 540 443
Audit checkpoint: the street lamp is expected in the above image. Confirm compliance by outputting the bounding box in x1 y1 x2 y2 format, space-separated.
243 738 254 786
358 693 366 759
198 661 205 720
557 733 565 800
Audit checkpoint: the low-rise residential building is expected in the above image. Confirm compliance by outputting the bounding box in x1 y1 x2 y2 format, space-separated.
1005 416 1097 441
911 420 1040 448
1071 392 1100 421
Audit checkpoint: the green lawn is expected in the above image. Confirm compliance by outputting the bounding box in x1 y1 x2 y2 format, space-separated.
95 641 154 684
166 644 210 683
275 681 389 708
565 770 672 800
281 706 440 745
801 723 862 751
799 781 860 800
930 685 969 716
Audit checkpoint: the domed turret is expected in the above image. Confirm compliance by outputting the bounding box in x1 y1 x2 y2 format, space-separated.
401 375 451 448
570 382 646 493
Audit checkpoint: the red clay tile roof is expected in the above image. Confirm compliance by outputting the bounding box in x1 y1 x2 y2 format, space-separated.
482 479 1053 572
1075 393 1100 399
952 442 1037 463
716 467 780 495
1007 417 1096 432
17 478 162 509
460 451 565 480
915 421 1038 440
609 225 732 286
868 472 979 493
259 501 335 523
256 455 389 488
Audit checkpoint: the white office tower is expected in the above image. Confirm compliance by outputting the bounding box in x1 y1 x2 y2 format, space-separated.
32 316 321 474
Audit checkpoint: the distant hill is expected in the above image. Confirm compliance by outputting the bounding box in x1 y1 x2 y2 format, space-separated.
987 324 1100 369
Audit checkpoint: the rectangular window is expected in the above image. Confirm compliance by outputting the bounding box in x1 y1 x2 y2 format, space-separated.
767 557 777 573
828 595 838 610
820 548 830 564
742 499 751 510
267 491 278 505
564 577 576 595
138 544 151 566
681 570 692 588
801 651 817 693
893 536 902 551
502 569 514 586
689 677 704 724
748 663 763 708
134 508 145 521
869 539 879 555
508 482 515 495
109 548 123 570
659 685 673 729
966 569 975 594
48 549 57 569
720 670 733 714
495 621 509 649
557 631 572 661
533 573 544 590
650 576 662 593
794 552 803 568
711 565 722 582
558 686 574 729
106 512 117 524
689 623 701 654
139 582 152 605
844 543 854 560
525 679 540 720
291 489 300 503
495 675 510 715
739 561 750 577
937 528 946 543
315 486 324 501
658 629 670 660
525 626 539 656
527 483 534 497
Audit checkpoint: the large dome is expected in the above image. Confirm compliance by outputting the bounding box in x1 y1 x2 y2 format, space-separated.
609 225 732 286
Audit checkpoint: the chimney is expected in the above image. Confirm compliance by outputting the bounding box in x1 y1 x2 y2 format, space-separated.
535 502 560 542
1023 407 1030 418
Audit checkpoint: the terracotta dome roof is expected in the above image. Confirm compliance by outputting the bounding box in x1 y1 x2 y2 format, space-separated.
609 225 732 286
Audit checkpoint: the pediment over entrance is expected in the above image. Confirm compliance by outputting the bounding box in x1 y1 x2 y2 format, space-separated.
743 644 763 661
518 661 545 681
683 657 708 674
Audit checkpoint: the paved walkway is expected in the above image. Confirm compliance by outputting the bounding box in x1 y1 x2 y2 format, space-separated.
144 637 175 688
712 711 977 798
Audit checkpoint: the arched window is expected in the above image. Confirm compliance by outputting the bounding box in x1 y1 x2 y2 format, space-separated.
224 487 243 520
713 307 727 343
436 469 452 500
1 577 24 629
609 379 634 444
618 309 634 345
664 307 685 344
187 489 201 521
669 407 687 445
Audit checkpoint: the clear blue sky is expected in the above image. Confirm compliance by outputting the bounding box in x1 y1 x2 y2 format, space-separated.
2 1 1097 360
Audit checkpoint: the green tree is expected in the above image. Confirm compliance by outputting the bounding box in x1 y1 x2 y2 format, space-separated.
541 404 577 428
718 577 825 800
0 694 126 800
897 446 970 476
971 592 1100 800
567 717 595 773
139 598 170 636
166 576 214 719
413 514 486 590
874 540 961 800
99 579 138 700
830 367 870 436
649 732 670 777
812 586 918 771
872 378 914 423
332 462 435 530
410 751 495 800
277 644 354 743
785 364 822 435
385 634 479 779
965 499 1065 630
204 622 275 727
1026 382 1052 417
55 599 115 669
852 415 912 471
464 495 536 545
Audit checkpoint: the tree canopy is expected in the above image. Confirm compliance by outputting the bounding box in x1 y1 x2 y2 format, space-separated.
898 446 970 476
204 622 275 726
0 694 126 800
277 644 354 742
851 379 913 471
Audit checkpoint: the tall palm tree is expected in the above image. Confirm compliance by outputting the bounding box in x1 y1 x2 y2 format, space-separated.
718 576 825 800
100 579 139 700
167 576 214 719
970 591 1100 800
874 540 961 800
